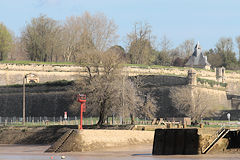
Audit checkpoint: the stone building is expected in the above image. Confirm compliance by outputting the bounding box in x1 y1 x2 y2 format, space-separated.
216 67 225 83
185 42 211 70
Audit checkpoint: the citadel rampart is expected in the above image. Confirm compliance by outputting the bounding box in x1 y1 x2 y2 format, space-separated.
0 84 74 117
136 75 231 118
0 74 231 119
0 63 240 86
0 63 236 119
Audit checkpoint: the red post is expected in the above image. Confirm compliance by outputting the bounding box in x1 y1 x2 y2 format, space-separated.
80 103 83 129
77 94 86 130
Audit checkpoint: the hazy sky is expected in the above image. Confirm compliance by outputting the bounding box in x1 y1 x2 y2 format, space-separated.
1 0 240 51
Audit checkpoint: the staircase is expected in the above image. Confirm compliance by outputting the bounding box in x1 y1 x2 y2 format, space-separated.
46 129 74 152
201 127 229 154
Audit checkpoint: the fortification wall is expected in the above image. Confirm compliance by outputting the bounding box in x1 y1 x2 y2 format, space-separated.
136 74 230 118
0 85 74 117
0 74 231 118
147 87 230 118
0 63 240 86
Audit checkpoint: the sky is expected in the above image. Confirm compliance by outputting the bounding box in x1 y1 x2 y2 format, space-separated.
1 0 240 51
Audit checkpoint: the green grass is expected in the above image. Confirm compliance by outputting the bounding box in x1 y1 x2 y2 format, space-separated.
197 77 227 87
124 63 216 72
0 60 218 73
0 80 74 88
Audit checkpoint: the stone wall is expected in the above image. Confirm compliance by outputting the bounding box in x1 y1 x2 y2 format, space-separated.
0 74 231 118
55 129 154 152
0 85 74 117
136 75 230 118
1 63 240 86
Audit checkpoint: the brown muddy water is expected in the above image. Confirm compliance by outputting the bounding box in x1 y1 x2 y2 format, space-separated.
0 144 239 160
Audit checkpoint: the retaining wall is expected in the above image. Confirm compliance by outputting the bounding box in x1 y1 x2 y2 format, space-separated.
1 63 240 86
0 85 74 117
54 129 154 152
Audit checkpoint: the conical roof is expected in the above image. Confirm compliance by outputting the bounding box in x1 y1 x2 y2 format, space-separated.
185 42 211 67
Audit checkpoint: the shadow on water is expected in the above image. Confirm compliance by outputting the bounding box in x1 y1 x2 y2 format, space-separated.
132 153 152 156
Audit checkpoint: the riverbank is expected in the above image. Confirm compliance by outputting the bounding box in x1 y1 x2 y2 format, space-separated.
0 125 239 154
0 125 135 144
51 129 154 152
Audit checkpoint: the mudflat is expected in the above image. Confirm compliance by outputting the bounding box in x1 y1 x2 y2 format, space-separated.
0 144 240 160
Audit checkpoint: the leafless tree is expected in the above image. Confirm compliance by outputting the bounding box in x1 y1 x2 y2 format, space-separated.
178 39 195 58
71 48 156 125
126 22 156 65
136 94 156 120
160 35 172 52
215 37 237 68
71 49 131 125
169 86 218 122
62 12 118 62
21 15 62 62
216 37 233 53
8 36 28 60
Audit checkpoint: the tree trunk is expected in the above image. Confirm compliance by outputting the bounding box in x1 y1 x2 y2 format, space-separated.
0 52 2 61
97 109 106 126
97 100 107 126
130 113 135 125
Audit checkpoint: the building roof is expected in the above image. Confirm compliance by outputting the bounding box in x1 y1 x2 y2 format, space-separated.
185 42 211 67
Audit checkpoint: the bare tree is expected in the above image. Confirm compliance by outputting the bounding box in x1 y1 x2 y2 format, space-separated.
169 86 218 122
154 35 172 66
71 49 130 125
71 48 156 125
216 37 233 53
215 37 237 68
160 35 172 52
62 12 118 62
126 22 156 65
21 15 62 62
179 39 195 57
8 36 28 61
136 94 156 120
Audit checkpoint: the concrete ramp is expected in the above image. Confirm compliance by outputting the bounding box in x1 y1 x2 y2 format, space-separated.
152 129 199 155
46 129 75 152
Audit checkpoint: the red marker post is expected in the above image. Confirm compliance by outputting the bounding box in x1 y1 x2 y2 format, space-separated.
64 112 67 120
77 94 86 130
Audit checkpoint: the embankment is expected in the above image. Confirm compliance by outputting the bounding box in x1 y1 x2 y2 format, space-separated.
53 129 154 152
0 125 239 154
0 125 154 152
0 125 77 144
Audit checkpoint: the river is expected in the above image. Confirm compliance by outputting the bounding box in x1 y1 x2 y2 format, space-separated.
0 144 239 160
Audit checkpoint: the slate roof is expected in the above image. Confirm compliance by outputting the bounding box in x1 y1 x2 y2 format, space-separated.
185 42 211 67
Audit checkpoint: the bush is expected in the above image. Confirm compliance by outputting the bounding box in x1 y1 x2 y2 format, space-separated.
197 78 227 88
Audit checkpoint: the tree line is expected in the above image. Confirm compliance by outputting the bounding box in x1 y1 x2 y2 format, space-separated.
1 12 240 70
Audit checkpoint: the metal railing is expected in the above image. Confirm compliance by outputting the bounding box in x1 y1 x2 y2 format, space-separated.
0 116 153 126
